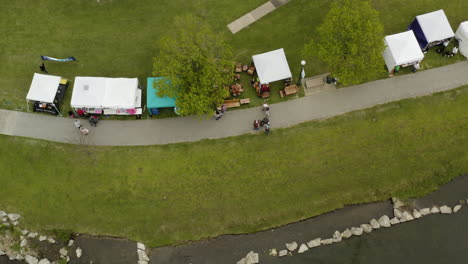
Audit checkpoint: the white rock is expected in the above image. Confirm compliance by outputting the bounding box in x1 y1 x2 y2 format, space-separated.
378 215 391 227
390 217 400 225
138 261 148 264
245 251 259 264
236 258 246 264
12 221 19 226
137 249 149 262
393 208 403 218
1 217 7 222
413 209 422 219
0 211 6 217
341 228 352 239
360 224 372 233
0 250 5 255
332 230 342 242
7 213 20 221
440 205 452 214
22 230 29 235
20 239 28 247
370 219 380 229
298 244 308 254
25 255 39 264
38 259 51 264
279 250 288 257
15 254 24 260
269 248 278 256
392 198 404 208
430 206 440 214
402 211 414 222
454 205 462 213
137 242 146 251
59 248 68 256
3 222 10 227
420 208 431 216
307 238 321 248
28 232 38 238
47 237 56 244
39 236 47 241
286 241 298 252
320 238 333 245
76 247 82 258
351 227 363 236
67 240 74 247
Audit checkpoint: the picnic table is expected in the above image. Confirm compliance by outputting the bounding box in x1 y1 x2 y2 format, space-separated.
284 84 298 95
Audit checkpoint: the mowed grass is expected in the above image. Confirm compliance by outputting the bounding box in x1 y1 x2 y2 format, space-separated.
0 87 467 247
1 0 467 113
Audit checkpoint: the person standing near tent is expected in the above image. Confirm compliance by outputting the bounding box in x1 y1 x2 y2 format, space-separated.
39 63 48 74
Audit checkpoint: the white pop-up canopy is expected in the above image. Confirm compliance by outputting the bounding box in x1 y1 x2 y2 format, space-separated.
383 31 425 73
455 21 468 58
416 10 454 43
252 48 292 84
71 77 139 109
26 73 61 103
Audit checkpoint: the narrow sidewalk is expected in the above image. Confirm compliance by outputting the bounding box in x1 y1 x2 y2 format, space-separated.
0 61 467 146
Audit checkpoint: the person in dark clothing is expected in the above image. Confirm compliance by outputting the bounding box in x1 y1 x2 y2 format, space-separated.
253 120 260 130
39 63 48 73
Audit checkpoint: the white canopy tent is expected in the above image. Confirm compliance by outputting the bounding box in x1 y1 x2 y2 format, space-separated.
455 21 468 58
26 73 63 115
71 77 142 115
27 73 61 103
409 10 454 50
252 48 292 84
383 31 425 73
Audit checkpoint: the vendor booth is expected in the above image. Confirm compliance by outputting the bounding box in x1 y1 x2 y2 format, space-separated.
383 30 425 73
455 21 468 58
147 77 177 116
408 9 455 51
252 48 292 84
71 77 142 116
26 73 69 116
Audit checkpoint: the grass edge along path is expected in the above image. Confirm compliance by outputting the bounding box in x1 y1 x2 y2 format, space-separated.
0 87 467 247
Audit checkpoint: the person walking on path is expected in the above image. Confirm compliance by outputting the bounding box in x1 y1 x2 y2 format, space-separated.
253 120 260 130
214 110 222 120
74 120 82 129
39 63 48 74
79 126 89 135
264 122 270 135
262 103 270 118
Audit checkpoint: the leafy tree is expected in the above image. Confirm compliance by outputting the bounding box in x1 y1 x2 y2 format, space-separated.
303 0 385 86
152 15 232 116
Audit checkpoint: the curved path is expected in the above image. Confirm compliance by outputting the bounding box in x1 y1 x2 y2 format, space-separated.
1 61 468 146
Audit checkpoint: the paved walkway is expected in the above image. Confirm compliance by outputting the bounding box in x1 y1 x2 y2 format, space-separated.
227 0 290 34
0 61 467 146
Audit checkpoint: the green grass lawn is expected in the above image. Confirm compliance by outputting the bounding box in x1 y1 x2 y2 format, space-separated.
1 0 467 115
0 86 467 247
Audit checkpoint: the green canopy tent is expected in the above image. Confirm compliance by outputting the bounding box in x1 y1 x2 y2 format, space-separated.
146 77 177 116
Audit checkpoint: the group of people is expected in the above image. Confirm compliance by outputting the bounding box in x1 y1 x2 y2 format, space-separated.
73 116 100 135
253 103 271 135
214 104 227 120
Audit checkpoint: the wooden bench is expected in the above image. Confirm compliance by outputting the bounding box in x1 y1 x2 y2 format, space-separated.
284 84 298 95
240 98 250 104
223 99 241 108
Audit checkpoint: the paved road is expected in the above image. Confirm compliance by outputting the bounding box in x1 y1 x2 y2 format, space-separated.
1 61 468 146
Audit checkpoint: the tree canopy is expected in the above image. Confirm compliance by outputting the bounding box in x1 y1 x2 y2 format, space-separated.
152 15 233 116
303 0 385 86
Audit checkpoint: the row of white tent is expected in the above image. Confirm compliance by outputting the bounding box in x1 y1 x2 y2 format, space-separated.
26 73 142 116
384 10 468 73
